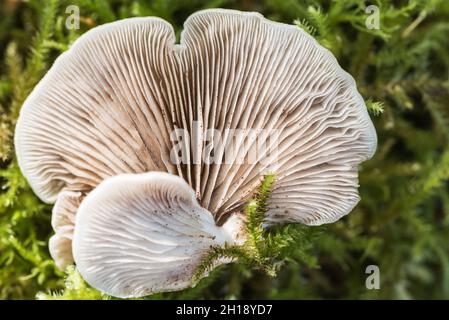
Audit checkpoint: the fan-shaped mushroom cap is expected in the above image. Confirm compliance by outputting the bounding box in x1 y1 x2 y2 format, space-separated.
49 190 83 269
73 172 243 298
15 9 377 295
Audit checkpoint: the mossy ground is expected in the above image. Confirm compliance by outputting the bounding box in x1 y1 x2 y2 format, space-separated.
1 0 449 299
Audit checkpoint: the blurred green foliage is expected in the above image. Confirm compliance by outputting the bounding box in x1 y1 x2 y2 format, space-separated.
1 0 449 299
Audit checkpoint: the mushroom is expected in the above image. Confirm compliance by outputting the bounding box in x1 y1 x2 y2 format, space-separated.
14 9 377 297
49 190 83 269
73 172 245 298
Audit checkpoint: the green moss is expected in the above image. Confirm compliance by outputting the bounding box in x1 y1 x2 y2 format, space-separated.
36 266 108 300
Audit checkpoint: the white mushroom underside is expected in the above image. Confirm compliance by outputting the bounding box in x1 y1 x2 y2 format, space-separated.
15 9 378 287
72 172 239 298
15 9 377 228
49 190 83 269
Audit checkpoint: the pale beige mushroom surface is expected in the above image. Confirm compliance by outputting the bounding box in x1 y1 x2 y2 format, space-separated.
15 9 377 298
73 172 245 298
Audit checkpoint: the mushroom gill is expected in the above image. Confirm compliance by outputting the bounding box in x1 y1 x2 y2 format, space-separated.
73 172 243 298
14 9 377 297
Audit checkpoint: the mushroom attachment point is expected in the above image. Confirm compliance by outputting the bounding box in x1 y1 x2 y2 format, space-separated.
14 9 377 297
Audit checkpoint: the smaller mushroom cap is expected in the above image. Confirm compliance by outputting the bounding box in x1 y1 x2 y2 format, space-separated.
49 190 83 269
72 172 245 298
